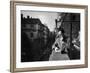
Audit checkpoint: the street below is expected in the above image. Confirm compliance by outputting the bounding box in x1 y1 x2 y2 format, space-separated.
49 50 70 61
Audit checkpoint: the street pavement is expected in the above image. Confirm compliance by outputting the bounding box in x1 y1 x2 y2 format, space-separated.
49 50 70 61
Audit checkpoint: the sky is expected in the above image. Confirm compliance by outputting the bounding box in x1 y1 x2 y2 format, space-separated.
21 10 60 31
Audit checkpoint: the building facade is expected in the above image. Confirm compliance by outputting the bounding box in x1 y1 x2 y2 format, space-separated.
21 14 50 62
55 13 80 60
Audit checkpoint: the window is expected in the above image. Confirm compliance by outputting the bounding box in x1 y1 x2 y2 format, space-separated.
30 32 33 38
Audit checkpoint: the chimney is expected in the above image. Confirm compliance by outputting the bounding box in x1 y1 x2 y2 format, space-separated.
21 14 23 19
27 15 30 19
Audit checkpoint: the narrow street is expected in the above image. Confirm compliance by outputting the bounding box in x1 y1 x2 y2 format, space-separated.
49 50 70 61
